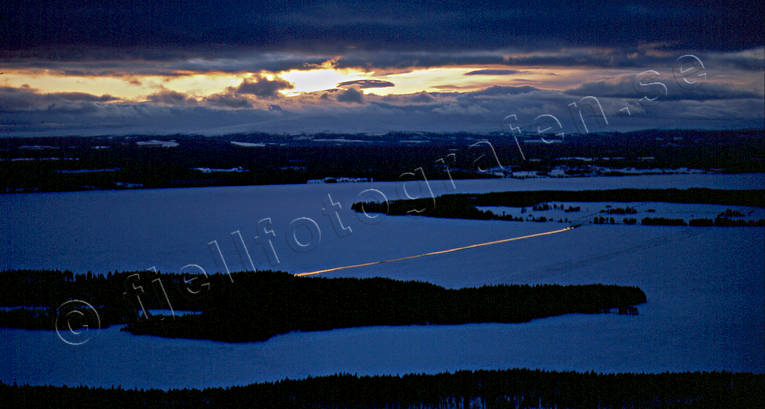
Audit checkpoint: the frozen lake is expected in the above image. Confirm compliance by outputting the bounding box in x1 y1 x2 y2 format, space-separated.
1 174 764 389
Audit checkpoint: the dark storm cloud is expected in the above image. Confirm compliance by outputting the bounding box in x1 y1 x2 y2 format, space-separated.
330 48 759 72
2 1 762 54
337 80 395 89
2 48 760 78
0 49 335 76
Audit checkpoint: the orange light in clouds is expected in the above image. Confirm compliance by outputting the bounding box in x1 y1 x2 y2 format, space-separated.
278 66 546 96
279 68 369 96
1 70 150 99
1 65 588 101
0 69 249 100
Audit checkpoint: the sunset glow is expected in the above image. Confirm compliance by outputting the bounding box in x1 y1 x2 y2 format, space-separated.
0 1 761 135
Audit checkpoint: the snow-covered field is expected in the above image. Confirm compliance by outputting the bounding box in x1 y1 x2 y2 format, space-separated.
0 174 763 389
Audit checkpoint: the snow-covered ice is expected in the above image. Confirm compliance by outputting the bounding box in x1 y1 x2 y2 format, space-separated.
1 173 763 389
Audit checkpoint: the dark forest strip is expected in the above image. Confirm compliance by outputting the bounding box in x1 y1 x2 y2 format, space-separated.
1 369 763 409
0 270 645 342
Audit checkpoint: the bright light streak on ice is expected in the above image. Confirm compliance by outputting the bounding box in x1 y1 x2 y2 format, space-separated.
296 226 575 277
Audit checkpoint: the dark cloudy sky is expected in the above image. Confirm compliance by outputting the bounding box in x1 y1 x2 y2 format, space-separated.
1 0 763 136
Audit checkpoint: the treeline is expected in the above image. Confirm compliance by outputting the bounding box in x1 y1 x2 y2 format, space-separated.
641 217 688 226
2 129 764 194
0 269 645 342
602 206 637 214
690 217 765 227
352 188 765 225
0 135 495 193
639 217 765 226
2 369 763 409
0 270 153 329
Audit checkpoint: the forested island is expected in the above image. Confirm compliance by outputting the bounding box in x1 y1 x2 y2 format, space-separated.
352 188 765 226
0 270 645 342
2 369 763 409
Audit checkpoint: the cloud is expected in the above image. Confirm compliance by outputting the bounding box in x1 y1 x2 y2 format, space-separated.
203 92 253 109
2 1 762 54
408 92 435 103
0 78 762 137
337 79 394 89
464 69 523 76
379 92 436 105
146 90 198 106
336 87 364 103
467 86 539 97
1 46 762 83
565 76 763 101
47 92 117 103
234 75 293 99
433 102 490 116
0 86 117 112
1 2 762 142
